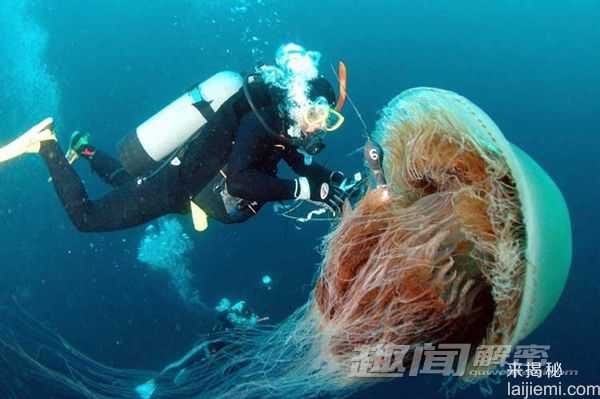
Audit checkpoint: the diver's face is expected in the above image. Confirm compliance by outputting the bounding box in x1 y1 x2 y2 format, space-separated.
299 104 329 134
300 120 320 134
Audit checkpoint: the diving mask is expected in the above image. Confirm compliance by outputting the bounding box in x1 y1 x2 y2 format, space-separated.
302 102 345 132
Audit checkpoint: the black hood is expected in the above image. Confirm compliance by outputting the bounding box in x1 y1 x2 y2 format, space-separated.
308 76 336 106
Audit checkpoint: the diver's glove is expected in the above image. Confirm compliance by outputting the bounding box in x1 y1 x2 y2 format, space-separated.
329 170 346 186
294 176 348 216
335 171 366 206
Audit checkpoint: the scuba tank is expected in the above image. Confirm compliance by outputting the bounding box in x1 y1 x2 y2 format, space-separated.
118 71 244 176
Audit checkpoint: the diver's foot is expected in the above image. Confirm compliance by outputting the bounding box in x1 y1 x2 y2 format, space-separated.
134 379 157 399
66 130 93 164
26 118 57 153
0 117 56 163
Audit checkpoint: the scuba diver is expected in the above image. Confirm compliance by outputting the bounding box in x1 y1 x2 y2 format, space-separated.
134 298 264 399
0 44 361 233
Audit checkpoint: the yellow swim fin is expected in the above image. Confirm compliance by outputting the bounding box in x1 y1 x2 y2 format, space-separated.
190 201 209 232
0 117 56 163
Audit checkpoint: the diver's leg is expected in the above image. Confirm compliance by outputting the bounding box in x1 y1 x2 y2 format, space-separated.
167 343 211 375
87 149 133 187
39 140 185 232
135 343 211 399
66 130 133 187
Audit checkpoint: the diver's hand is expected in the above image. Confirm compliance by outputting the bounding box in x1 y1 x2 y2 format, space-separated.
294 176 347 216
329 170 346 186
329 170 365 207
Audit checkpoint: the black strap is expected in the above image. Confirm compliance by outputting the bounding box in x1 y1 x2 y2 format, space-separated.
242 75 279 136
193 100 216 121
243 75 300 147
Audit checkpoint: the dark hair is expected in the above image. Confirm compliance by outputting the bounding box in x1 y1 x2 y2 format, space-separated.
308 76 336 106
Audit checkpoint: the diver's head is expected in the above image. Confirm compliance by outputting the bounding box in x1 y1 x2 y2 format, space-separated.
290 76 345 155
298 77 342 133
259 44 347 154
215 298 258 330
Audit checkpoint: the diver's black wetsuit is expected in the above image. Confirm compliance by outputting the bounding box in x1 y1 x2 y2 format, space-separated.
39 79 333 232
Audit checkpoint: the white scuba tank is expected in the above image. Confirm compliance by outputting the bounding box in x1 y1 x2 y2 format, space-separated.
118 71 244 176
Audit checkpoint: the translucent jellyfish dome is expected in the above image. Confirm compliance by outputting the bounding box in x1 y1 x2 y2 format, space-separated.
315 87 572 379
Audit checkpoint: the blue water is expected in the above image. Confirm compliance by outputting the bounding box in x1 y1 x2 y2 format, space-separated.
0 1 598 398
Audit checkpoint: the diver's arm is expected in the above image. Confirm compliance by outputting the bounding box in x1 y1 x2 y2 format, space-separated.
227 114 347 212
282 147 349 215
226 115 297 202
282 147 334 183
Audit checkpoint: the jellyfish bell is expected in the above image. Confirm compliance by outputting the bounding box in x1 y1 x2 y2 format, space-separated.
315 87 572 381
382 88 573 348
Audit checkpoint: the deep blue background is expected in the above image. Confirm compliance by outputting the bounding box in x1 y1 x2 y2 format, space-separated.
0 1 598 397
